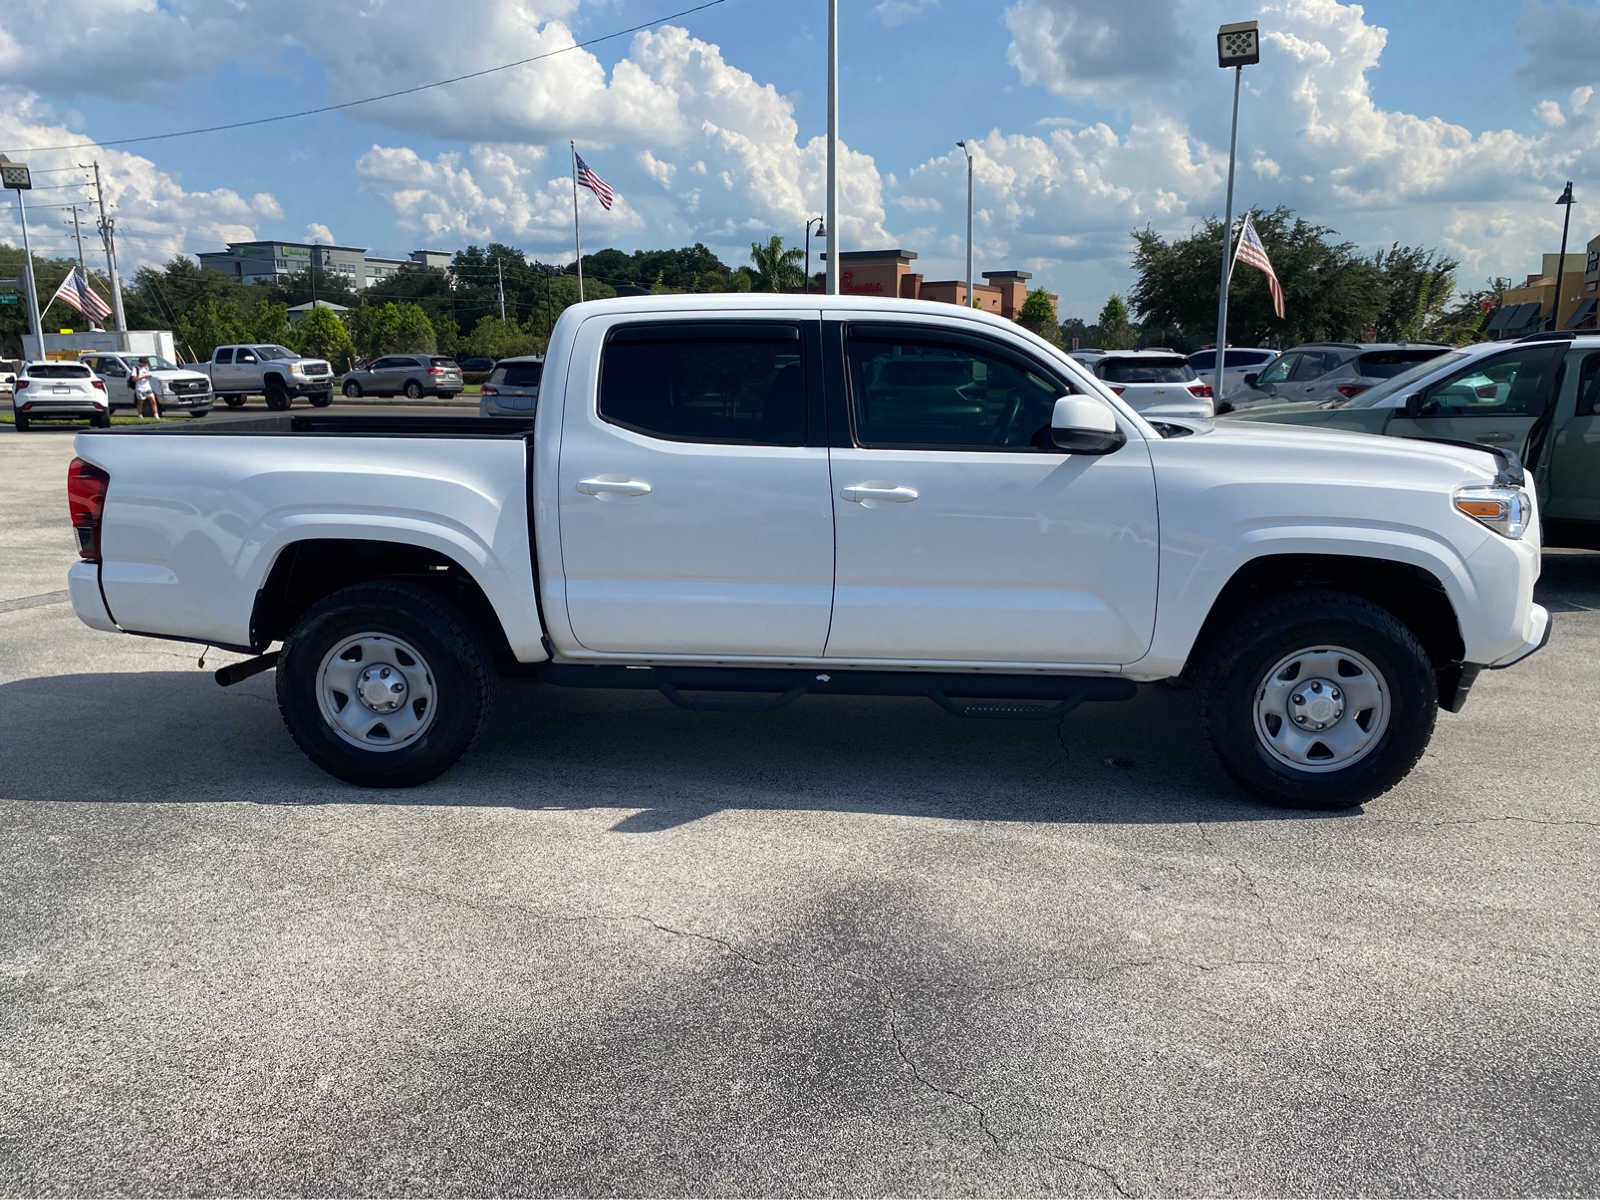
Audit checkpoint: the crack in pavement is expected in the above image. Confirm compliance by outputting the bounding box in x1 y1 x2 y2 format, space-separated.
1365 814 1600 830
888 1012 1001 1150
1195 821 1289 955
1035 1143 1136 1197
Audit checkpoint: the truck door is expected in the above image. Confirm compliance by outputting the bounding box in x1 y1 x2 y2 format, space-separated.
555 312 835 657
1539 349 1600 532
824 317 1159 665
1386 343 1559 453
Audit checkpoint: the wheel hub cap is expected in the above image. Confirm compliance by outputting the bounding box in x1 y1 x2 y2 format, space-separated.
1252 646 1390 774
356 665 408 713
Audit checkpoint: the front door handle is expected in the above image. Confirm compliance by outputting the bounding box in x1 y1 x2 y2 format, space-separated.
842 484 919 504
577 477 652 497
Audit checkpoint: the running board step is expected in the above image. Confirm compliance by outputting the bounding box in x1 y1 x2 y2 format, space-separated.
538 664 1136 719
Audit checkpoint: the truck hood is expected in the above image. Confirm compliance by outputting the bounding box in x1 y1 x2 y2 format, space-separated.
151 368 211 383
1167 417 1510 486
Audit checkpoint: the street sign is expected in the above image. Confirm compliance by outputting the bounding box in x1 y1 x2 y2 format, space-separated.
0 293 20 306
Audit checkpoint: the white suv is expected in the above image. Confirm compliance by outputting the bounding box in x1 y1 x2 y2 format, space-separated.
12 361 110 430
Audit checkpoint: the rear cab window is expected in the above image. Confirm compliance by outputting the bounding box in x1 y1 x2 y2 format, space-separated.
599 322 809 445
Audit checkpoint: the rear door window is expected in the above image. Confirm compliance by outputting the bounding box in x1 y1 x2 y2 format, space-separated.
600 323 807 445
1224 349 1275 367
215 348 234 364
1357 349 1446 378
1290 351 1343 379
1574 353 1600 418
1254 354 1298 386
1188 350 1215 371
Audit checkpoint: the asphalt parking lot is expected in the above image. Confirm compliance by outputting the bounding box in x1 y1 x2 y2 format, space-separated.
2 418 1598 1197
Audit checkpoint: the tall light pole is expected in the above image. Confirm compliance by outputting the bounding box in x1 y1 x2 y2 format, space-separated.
825 0 839 295
1 156 46 359
804 216 826 293
1550 181 1576 331
1212 20 1260 404
957 140 974 307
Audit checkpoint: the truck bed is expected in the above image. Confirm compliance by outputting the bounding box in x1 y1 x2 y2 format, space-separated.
90 414 536 439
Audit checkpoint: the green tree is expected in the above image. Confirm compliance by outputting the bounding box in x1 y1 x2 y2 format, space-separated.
1059 316 1092 350
271 265 358 310
1130 206 1384 349
1430 276 1508 346
1371 243 1459 343
348 301 437 357
1016 288 1063 345
291 306 355 366
461 315 545 360
748 236 803 292
1097 294 1138 350
177 298 250 360
244 299 292 344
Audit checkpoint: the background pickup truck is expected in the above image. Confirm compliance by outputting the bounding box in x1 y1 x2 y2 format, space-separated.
195 344 334 410
66 296 1549 810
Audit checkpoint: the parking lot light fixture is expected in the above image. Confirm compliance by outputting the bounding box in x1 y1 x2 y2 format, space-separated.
1551 181 1575 331
1212 20 1260 404
0 155 46 359
805 217 826 294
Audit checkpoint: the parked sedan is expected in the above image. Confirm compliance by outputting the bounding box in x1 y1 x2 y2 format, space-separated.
11 360 111 430
0 358 19 402
1092 351 1214 419
340 354 464 399
1223 342 1449 413
479 355 544 416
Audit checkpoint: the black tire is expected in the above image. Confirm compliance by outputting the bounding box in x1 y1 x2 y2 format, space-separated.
1196 590 1436 810
13 413 29 431
224 396 247 409
265 379 291 411
404 380 424 399
190 408 209 419
92 410 112 428
342 380 363 398
275 580 494 787
310 391 333 408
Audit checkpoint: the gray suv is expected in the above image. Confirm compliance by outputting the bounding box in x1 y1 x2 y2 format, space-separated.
479 356 544 417
1221 342 1450 413
341 354 463 400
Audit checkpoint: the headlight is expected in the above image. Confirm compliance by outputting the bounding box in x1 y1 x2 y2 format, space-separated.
1454 485 1532 539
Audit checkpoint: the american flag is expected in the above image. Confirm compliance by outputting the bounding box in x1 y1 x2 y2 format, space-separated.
48 268 113 324
574 151 614 211
1233 213 1284 318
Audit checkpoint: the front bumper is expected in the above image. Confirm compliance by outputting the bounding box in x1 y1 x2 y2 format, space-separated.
287 376 334 395
1488 602 1551 669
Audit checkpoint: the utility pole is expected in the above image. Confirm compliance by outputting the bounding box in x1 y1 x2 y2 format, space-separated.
87 162 128 333
957 141 974 307
497 259 506 321
69 205 87 276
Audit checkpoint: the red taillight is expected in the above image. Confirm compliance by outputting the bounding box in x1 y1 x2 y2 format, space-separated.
1188 382 1213 398
428 366 444 375
1337 384 1370 399
92 378 106 392
14 379 28 391
67 457 110 562
480 385 499 397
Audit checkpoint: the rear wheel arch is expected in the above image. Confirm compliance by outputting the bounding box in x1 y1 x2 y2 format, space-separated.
250 538 516 667
1184 553 1466 704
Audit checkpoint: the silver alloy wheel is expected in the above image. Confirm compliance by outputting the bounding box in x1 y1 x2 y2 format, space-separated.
315 633 437 752
1251 644 1390 773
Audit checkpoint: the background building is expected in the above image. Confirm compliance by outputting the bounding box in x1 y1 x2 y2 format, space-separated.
824 249 1057 321
197 241 451 289
1489 250 1591 337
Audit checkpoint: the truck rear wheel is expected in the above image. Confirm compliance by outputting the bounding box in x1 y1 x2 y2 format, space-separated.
224 396 246 409
1196 590 1436 810
276 581 494 787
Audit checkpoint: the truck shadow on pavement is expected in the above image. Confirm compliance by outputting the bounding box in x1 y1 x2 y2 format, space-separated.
0 665 1343 828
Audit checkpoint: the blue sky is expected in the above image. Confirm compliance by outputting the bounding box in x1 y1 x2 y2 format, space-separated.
2 0 1597 319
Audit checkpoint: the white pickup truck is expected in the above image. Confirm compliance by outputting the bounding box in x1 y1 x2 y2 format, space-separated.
65 296 1549 809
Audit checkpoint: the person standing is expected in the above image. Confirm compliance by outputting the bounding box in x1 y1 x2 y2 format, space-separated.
132 356 161 419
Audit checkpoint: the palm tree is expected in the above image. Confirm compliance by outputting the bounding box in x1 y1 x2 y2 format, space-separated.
748 236 804 293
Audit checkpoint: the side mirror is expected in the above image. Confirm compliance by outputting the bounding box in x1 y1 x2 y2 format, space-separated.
1403 392 1427 418
1050 395 1125 455
1243 372 1259 389
239 353 257 364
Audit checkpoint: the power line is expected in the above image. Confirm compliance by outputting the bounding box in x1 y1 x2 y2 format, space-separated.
4 0 731 156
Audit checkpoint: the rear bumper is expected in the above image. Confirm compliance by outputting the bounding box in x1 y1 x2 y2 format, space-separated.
68 561 118 633
15 398 107 416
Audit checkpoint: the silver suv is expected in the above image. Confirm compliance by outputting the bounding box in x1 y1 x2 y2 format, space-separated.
479 356 544 417
1221 342 1450 413
341 355 464 400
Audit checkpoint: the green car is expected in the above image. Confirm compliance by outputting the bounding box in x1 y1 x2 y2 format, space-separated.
1221 332 1600 549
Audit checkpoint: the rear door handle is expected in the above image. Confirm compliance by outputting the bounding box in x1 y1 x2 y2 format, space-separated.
577 477 652 497
842 484 919 504
1476 431 1512 443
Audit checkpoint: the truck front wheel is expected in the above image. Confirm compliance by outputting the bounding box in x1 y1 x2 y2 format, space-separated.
276 581 494 787
265 379 291 411
1196 590 1436 810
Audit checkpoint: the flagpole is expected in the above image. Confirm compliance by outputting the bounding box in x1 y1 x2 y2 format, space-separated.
1213 63 1243 405
570 141 584 304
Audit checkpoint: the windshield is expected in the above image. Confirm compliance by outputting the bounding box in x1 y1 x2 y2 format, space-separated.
1343 350 1468 408
134 355 180 371
254 345 297 360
